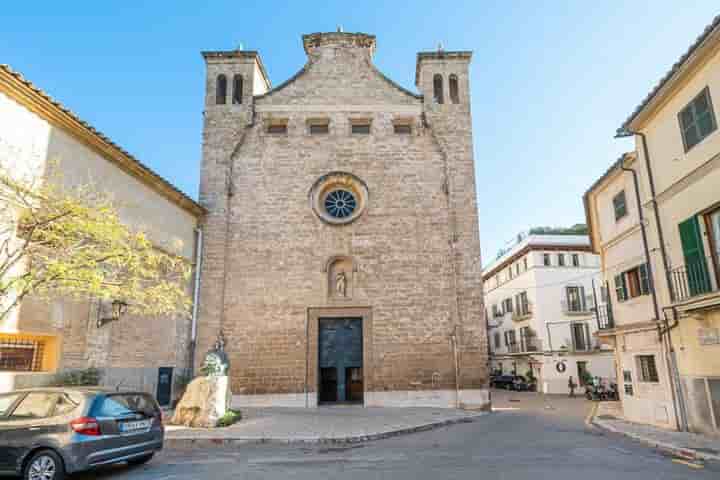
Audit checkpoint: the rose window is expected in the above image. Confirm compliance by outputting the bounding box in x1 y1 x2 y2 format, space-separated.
324 189 357 219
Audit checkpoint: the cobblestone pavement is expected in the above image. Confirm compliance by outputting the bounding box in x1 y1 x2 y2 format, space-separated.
72 390 719 479
165 406 485 444
593 401 720 460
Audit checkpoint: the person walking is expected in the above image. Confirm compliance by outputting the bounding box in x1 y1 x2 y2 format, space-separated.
568 376 577 397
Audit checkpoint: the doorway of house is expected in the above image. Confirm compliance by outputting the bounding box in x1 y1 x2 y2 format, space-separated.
577 361 589 386
156 367 173 407
318 318 363 404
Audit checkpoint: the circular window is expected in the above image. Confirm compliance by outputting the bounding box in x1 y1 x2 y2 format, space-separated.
324 189 357 219
310 172 368 225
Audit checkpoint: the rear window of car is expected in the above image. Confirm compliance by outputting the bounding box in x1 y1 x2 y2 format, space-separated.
0 393 20 416
9 393 58 419
94 394 158 418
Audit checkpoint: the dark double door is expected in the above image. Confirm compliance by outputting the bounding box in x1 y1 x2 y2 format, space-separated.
319 318 363 404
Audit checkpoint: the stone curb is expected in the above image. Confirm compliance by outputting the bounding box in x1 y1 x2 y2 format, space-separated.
591 418 720 462
165 412 486 448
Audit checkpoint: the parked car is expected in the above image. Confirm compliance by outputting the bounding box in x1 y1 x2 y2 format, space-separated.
0 387 163 480
491 375 530 391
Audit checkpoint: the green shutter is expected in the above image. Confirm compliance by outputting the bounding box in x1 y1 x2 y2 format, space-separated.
615 274 627 302
678 216 711 297
639 263 650 295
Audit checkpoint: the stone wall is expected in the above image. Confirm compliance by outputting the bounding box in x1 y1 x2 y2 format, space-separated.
197 33 487 407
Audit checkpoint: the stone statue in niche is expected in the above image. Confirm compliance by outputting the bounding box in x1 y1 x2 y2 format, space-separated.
336 271 347 297
327 256 353 300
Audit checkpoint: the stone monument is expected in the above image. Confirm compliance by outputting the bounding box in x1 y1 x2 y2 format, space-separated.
171 332 232 428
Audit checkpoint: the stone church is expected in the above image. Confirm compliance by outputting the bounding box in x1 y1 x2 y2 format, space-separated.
196 31 487 408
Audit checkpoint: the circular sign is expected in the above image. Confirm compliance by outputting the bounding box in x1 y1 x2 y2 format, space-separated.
556 361 567 373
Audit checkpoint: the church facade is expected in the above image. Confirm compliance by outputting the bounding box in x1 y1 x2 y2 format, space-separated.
196 31 488 408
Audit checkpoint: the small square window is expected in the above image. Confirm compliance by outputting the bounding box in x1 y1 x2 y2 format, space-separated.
351 124 371 135
394 124 412 135
679 87 717 151
267 124 287 134
310 124 329 135
613 191 627 221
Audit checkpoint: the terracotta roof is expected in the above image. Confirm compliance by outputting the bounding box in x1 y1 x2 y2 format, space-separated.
0 64 204 217
618 14 720 133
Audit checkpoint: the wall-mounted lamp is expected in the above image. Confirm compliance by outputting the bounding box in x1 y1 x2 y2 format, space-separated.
97 299 128 328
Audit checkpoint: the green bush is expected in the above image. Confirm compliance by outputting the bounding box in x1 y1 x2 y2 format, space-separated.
216 410 242 428
55 368 101 386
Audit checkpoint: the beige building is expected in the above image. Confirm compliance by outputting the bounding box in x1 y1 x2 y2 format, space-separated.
585 15 720 435
196 32 488 408
0 65 205 405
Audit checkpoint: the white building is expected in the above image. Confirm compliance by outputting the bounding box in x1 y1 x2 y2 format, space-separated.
483 233 615 394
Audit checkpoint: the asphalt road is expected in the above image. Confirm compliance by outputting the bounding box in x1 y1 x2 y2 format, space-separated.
76 391 719 479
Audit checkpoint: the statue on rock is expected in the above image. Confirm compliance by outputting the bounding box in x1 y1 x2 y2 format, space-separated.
171 330 233 428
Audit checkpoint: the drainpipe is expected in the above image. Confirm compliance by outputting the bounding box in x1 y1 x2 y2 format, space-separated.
619 164 660 322
615 129 688 431
450 326 461 408
188 227 203 377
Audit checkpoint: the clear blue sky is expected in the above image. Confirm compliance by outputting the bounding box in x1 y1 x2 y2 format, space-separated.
2 2 718 263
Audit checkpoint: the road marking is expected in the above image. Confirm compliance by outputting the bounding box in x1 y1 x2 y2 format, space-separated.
584 401 599 427
248 454 407 466
671 458 704 469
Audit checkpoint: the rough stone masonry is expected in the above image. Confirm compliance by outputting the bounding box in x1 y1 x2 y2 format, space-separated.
196 31 487 408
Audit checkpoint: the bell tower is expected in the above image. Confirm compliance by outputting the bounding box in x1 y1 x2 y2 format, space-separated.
416 48 487 400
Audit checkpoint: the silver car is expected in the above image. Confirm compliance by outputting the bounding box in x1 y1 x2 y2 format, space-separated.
0 387 164 480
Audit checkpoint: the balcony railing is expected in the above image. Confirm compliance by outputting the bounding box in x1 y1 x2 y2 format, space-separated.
512 302 533 322
669 256 719 303
506 337 543 354
595 304 615 330
563 336 600 353
561 295 595 315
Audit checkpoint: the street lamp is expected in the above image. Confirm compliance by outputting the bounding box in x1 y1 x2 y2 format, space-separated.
97 299 129 328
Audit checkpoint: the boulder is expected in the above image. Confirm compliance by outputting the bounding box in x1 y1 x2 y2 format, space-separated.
170 375 231 428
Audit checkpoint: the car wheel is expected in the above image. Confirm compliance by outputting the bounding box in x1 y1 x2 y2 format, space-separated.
24 450 65 480
128 454 154 466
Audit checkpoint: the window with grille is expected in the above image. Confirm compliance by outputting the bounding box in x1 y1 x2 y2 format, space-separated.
637 355 659 382
351 124 370 135
267 124 287 134
0 339 44 372
393 124 411 134
679 87 717 151
310 124 329 135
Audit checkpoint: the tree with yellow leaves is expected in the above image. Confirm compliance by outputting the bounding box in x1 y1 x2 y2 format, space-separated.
0 168 191 322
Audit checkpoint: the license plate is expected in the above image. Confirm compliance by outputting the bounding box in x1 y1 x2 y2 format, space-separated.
119 419 152 432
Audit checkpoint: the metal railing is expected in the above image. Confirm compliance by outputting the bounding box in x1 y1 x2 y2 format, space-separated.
561 295 595 315
512 302 533 322
506 337 543 354
0 338 45 372
669 256 719 303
